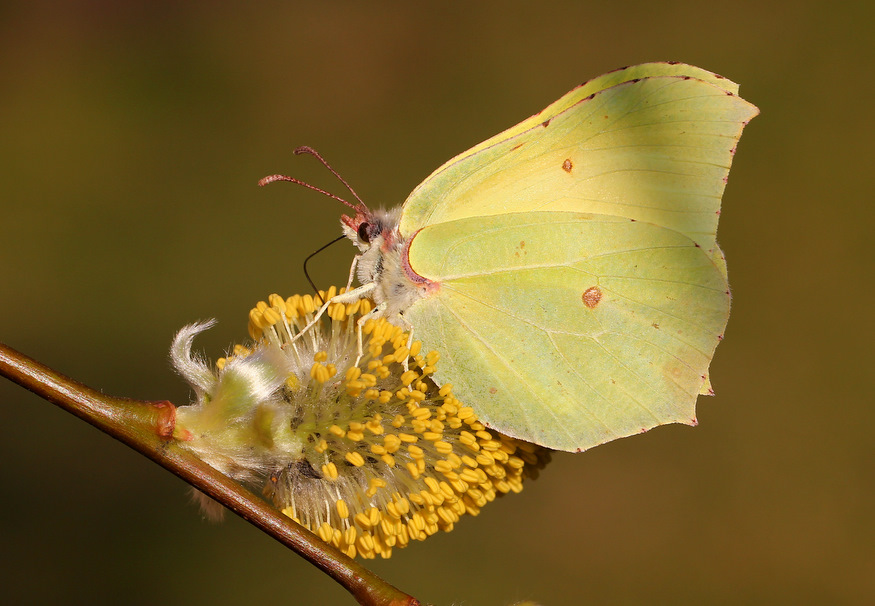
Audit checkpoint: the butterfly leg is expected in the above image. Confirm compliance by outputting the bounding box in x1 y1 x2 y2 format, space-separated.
353 303 384 368
343 254 361 294
351 307 415 371
289 282 377 346
288 298 333 346
328 283 379 366
395 313 415 372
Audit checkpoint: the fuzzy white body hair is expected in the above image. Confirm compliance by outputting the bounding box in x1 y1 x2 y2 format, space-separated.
340 206 429 324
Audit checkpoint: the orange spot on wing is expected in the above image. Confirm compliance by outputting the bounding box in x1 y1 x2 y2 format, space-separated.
562 158 573 173
582 286 602 309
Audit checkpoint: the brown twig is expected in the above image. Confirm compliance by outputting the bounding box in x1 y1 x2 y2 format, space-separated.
0 341 420 606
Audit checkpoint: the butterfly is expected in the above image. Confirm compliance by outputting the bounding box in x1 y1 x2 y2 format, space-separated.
264 62 758 452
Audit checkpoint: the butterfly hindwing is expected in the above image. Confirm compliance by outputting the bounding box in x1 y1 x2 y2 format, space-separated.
404 211 730 452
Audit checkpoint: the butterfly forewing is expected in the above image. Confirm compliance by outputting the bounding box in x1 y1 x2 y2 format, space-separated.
399 74 758 259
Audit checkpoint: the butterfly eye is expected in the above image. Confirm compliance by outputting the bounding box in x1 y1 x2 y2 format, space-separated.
357 222 371 243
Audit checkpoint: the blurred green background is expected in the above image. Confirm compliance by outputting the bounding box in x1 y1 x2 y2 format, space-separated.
1 2 871 605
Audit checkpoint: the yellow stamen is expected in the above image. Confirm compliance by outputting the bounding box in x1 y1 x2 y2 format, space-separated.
207 288 551 560
345 452 365 467
322 462 339 480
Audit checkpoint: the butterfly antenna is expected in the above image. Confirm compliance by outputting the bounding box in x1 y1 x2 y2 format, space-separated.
258 173 359 210
292 146 368 211
303 234 346 305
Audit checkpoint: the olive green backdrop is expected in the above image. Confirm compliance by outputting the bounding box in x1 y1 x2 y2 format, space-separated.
1 2 871 605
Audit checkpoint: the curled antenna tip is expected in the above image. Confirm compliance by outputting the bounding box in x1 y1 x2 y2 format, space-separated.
258 174 292 187
257 172 359 210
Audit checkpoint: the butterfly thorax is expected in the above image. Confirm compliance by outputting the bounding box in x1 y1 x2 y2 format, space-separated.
341 206 431 324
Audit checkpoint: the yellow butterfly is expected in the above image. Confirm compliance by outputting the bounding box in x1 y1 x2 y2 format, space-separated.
265 62 758 452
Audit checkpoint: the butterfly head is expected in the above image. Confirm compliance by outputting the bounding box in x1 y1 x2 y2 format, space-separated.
341 206 402 253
